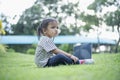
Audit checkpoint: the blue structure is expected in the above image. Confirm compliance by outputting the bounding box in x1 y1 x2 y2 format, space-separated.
0 35 116 45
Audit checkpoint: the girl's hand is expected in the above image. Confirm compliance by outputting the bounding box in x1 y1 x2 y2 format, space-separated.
70 55 79 62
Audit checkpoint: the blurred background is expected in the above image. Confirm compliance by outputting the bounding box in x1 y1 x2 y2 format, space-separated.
0 0 120 54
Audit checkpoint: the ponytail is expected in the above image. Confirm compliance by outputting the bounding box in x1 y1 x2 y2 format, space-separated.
37 18 57 40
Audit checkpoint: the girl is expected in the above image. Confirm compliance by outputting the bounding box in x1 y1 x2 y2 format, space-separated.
34 18 93 67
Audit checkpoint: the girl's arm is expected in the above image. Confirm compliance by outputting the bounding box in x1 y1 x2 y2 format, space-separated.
52 48 79 62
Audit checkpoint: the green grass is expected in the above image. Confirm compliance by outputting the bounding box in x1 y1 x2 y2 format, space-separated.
0 52 120 80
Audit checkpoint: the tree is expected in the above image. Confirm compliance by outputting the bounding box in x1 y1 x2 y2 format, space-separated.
13 4 44 35
105 10 120 53
88 0 120 53
13 0 84 35
0 14 12 35
12 0 110 53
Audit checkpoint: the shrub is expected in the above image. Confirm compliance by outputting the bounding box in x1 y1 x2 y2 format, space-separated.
7 48 15 52
59 44 73 52
0 45 7 56
26 48 35 55
31 44 37 49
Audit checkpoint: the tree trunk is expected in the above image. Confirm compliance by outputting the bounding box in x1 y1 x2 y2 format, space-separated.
115 26 120 53
112 26 114 32
115 37 120 53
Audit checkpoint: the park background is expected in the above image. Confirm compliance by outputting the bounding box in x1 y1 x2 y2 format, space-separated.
0 0 120 80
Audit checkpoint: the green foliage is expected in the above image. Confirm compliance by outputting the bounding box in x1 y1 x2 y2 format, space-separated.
7 48 15 52
59 44 69 52
8 44 33 53
0 52 120 80
0 45 7 54
59 25 70 35
26 44 36 55
87 0 120 53
81 24 93 32
105 10 120 27
7 44 37 54
88 0 110 11
36 0 60 5
31 44 37 49
58 44 73 53
116 45 120 52
13 4 43 35
13 0 84 35
27 48 35 55
0 14 11 35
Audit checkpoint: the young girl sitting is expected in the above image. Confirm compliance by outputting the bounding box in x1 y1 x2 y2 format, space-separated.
34 18 94 67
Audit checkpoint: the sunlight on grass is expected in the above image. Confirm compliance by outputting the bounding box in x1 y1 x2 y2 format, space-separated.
0 52 120 80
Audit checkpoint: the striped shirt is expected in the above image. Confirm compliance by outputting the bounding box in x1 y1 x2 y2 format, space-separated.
34 36 57 67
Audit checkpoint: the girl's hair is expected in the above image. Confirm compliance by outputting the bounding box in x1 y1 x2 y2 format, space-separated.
37 18 57 40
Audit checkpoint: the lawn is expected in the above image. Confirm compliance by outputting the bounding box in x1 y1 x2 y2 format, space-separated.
0 52 120 80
